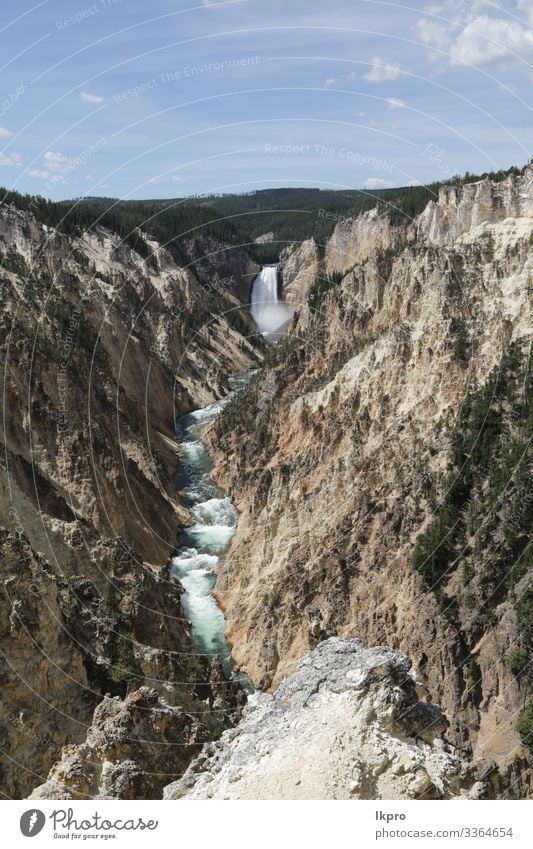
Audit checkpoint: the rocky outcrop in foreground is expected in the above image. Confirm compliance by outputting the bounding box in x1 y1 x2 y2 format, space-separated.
30 688 207 800
165 639 481 800
29 659 246 800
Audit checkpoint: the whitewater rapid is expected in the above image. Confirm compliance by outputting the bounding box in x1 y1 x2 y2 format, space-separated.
171 267 290 680
171 372 253 681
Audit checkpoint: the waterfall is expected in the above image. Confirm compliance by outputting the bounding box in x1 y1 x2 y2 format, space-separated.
250 265 293 336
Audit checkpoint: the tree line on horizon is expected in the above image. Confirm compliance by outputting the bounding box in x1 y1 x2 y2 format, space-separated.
0 162 527 266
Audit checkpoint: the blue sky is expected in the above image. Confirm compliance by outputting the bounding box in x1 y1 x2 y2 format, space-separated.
0 0 532 199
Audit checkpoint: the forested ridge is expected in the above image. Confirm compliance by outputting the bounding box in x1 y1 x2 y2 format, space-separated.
1 163 527 265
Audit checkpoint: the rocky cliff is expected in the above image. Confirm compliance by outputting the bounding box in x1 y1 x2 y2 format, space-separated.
165 639 483 800
418 167 533 245
278 238 321 307
324 207 407 276
209 168 532 795
0 201 262 797
30 684 230 800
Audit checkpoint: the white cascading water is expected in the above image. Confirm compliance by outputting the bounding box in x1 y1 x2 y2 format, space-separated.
171 372 254 688
250 265 293 336
170 274 292 687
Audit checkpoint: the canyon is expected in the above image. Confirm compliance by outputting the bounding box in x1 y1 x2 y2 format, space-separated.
208 167 532 797
1 166 531 800
0 203 261 797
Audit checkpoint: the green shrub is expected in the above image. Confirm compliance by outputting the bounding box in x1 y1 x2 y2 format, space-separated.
516 704 533 750
109 632 141 685
411 341 532 620
505 648 528 675
451 317 470 365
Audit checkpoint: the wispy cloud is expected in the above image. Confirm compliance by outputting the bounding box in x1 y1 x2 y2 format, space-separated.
29 151 70 183
29 168 65 183
323 71 357 89
517 0 533 24
417 19 453 51
450 15 533 66
80 91 105 104
147 175 188 185
416 4 533 69
387 97 406 109
44 151 70 170
202 0 242 6
363 57 402 83
0 127 14 139
0 151 21 166
364 177 396 189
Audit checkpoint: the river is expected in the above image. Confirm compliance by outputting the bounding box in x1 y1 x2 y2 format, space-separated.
170 371 253 681
171 265 290 685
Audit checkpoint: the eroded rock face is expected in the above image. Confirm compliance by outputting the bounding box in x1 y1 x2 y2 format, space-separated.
325 207 408 275
165 639 476 800
418 167 533 244
181 233 260 304
0 529 92 799
209 171 532 793
30 688 208 800
0 203 261 567
278 238 321 307
0 203 263 797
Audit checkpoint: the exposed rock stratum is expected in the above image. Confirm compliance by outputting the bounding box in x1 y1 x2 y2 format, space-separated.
165 639 481 800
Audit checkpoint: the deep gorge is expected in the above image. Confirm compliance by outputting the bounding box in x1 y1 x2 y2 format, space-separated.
1 166 531 800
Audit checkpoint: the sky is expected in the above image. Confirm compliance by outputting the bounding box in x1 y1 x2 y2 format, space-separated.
0 0 532 199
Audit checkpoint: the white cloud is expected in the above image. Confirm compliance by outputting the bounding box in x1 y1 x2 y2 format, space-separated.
323 71 357 89
28 151 70 183
422 0 488 13
28 168 66 183
147 175 187 185
417 6 533 69
363 177 396 189
450 15 533 66
44 151 70 172
363 57 402 83
387 97 406 109
80 91 104 103
517 0 533 25
416 19 453 52
0 127 13 138
0 151 21 166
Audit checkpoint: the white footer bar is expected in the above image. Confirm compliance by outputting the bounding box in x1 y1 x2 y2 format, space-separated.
5 799 531 848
